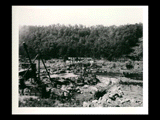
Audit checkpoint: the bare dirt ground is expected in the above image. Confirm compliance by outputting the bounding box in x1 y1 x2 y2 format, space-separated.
19 59 143 107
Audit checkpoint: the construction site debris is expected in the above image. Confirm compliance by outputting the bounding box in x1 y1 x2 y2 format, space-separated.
19 57 143 107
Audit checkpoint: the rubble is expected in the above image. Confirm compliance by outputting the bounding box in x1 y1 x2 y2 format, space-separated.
19 57 143 107
83 101 91 107
82 84 132 107
120 99 131 104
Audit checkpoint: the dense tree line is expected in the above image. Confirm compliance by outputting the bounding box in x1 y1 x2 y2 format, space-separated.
19 23 143 61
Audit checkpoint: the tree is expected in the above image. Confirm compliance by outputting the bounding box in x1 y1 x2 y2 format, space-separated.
129 37 143 60
19 23 143 60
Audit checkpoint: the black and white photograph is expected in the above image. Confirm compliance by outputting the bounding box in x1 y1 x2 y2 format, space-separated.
12 6 148 114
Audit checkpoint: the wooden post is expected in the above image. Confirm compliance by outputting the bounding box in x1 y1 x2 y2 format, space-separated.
23 42 37 82
38 53 40 81
40 54 51 80
22 54 38 79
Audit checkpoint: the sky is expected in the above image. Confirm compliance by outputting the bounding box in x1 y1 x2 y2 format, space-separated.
13 6 143 27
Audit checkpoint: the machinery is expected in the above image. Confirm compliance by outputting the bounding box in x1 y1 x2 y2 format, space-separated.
19 42 51 95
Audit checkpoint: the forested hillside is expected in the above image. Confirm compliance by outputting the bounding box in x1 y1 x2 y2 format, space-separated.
19 23 143 60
